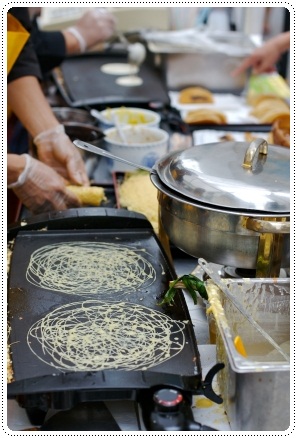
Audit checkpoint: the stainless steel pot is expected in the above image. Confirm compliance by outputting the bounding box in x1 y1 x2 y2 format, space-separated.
73 137 290 277
151 139 290 277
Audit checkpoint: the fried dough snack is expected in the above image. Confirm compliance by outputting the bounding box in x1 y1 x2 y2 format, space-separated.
185 108 227 125
249 94 290 124
67 185 106 206
272 114 290 147
179 86 214 104
247 93 281 106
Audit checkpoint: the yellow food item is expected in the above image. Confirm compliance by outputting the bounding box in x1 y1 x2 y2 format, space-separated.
185 108 227 125
248 93 283 107
234 335 248 358
244 131 273 144
257 108 290 124
67 185 106 206
250 98 289 118
246 73 290 105
118 171 159 233
7 348 13 383
195 397 214 409
272 114 290 147
179 86 214 104
105 107 150 125
7 325 13 383
249 94 290 124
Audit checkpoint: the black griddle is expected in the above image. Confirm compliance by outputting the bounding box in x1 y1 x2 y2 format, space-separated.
52 50 170 108
7 209 223 427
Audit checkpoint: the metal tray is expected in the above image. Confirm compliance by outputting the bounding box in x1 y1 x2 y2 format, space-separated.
7 209 203 401
208 277 290 431
52 50 170 108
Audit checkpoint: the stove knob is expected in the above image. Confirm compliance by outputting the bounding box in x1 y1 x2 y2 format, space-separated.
153 389 183 413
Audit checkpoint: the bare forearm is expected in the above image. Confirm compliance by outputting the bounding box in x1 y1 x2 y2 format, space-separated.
274 31 290 53
62 29 82 54
7 76 59 138
7 153 26 185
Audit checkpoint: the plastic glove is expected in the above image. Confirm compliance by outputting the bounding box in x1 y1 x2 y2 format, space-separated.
9 154 82 214
67 8 116 52
33 124 89 186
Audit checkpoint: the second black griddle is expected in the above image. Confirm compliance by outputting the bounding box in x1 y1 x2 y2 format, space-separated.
52 50 170 108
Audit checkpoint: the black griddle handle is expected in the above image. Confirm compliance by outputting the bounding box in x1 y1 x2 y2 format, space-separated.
201 362 225 404
7 207 153 239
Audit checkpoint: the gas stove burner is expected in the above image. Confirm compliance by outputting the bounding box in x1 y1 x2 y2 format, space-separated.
220 266 256 279
202 263 289 281
221 266 289 279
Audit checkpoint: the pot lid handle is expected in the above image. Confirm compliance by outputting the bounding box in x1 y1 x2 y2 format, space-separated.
242 138 268 169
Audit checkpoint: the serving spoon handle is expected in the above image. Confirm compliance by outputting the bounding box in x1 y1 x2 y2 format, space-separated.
73 139 153 173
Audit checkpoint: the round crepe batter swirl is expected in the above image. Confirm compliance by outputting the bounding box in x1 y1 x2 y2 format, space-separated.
26 242 157 295
27 300 186 371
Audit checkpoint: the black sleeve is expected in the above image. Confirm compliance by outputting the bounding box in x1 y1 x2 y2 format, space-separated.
7 7 42 83
30 16 67 75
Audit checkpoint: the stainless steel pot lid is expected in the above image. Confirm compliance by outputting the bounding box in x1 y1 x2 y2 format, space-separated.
156 138 290 213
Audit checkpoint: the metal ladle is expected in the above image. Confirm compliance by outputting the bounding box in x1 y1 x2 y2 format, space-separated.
73 139 153 172
116 32 146 67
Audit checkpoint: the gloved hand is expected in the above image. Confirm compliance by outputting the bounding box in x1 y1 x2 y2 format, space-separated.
9 154 82 214
33 124 89 186
67 8 116 52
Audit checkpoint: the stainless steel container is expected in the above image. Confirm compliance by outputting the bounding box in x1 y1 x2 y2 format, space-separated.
164 51 248 92
205 277 290 431
147 31 256 92
151 139 290 277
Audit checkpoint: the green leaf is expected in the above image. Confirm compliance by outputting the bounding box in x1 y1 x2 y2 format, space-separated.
158 274 208 306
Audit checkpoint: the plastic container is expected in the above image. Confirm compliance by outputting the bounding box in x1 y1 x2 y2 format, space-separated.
208 277 290 431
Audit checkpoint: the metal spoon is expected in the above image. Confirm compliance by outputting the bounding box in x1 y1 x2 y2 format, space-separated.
111 113 128 144
73 139 152 173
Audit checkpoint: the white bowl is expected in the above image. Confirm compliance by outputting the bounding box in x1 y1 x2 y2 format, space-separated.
104 126 169 173
98 107 161 130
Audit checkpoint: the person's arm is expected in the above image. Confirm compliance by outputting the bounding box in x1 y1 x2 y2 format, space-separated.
8 75 58 136
30 17 67 75
232 31 290 76
7 153 81 214
63 8 116 53
30 8 116 75
8 75 89 186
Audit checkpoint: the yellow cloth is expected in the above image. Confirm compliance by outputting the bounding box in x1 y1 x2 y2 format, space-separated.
7 13 30 119
7 12 29 75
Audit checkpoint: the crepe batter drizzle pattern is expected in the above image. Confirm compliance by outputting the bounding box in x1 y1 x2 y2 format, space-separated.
27 300 186 371
26 242 156 295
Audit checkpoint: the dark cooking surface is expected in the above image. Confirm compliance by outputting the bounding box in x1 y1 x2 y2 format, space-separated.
8 225 201 391
53 51 170 108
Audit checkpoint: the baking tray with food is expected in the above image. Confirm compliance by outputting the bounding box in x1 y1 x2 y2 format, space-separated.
7 209 223 409
169 87 290 133
191 126 273 147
